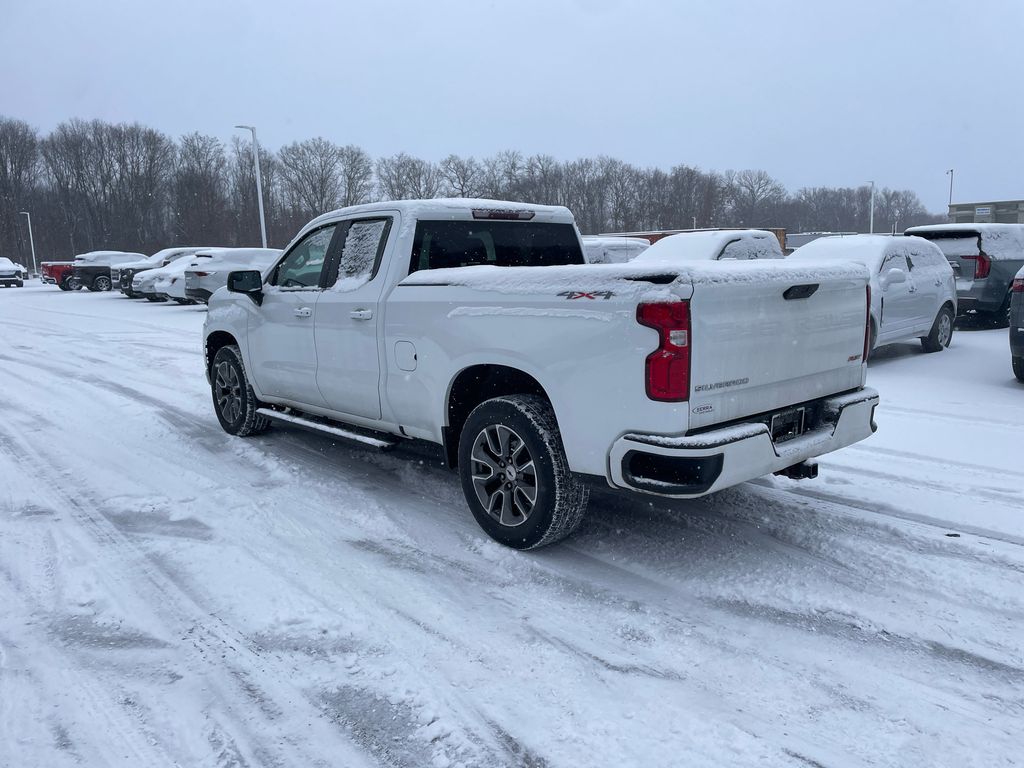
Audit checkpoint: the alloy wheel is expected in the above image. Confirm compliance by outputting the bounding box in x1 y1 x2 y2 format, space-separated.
214 361 243 424
470 424 538 527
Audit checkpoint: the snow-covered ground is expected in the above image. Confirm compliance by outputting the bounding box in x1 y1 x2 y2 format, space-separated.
1 285 1021 768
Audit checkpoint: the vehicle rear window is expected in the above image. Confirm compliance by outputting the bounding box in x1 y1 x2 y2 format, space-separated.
409 220 584 273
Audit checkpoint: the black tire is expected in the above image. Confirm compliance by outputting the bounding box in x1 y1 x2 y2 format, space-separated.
458 394 588 550
92 275 112 292
921 305 954 352
58 276 72 291
210 344 271 437
1014 356 1024 383
145 295 166 302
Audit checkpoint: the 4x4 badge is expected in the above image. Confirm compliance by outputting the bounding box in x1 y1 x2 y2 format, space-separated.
558 290 615 300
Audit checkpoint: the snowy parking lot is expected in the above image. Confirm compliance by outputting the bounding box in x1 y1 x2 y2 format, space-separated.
1 286 1021 768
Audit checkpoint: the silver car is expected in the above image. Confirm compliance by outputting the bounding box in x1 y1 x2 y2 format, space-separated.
184 248 282 303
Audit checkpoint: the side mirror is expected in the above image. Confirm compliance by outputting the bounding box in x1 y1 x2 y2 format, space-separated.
881 268 906 288
227 270 264 305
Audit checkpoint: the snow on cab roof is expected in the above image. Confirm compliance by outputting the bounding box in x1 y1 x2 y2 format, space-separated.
74 250 145 260
307 198 575 229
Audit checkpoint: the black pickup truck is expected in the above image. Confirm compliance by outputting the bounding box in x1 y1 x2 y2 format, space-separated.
71 251 146 291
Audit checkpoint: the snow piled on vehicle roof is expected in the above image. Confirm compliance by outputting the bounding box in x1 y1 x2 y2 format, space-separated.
788 234 904 269
74 250 146 262
906 223 1024 260
308 198 575 231
400 259 866 295
636 230 783 263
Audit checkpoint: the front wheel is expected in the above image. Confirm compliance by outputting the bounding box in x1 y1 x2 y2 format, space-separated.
921 305 954 352
91 275 112 291
458 395 589 550
210 344 271 437
1014 356 1024 383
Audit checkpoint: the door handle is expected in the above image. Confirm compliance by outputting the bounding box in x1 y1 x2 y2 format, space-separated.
350 309 373 320
293 307 312 318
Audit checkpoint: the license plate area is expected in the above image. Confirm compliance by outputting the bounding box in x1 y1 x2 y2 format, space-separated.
770 407 806 443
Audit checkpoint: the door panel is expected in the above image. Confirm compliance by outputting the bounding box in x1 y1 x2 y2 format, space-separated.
315 217 394 419
878 252 916 340
248 289 326 406
247 224 340 406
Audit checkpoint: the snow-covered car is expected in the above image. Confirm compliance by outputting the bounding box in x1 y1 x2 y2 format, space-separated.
71 250 146 292
906 223 1024 326
184 248 283 303
581 236 650 264
790 234 956 357
114 247 211 297
204 198 879 550
634 229 785 263
151 253 217 303
0 257 25 287
1010 266 1024 381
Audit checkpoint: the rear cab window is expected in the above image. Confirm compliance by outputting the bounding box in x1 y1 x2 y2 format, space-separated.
409 220 584 274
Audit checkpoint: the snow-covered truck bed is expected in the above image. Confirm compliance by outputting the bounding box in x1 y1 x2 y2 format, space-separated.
204 199 878 548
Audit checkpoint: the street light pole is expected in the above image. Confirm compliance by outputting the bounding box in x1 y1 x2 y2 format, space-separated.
235 125 268 248
946 168 954 207
867 181 875 234
19 211 37 277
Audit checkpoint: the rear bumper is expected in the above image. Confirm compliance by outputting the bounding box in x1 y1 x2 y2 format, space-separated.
608 389 879 498
41 276 56 284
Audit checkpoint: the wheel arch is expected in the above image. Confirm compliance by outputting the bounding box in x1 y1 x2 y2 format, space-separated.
443 364 556 469
205 330 239 377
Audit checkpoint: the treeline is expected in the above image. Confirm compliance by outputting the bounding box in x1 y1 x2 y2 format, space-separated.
0 116 944 263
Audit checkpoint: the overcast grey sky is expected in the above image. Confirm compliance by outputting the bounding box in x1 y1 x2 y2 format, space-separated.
2 0 1021 212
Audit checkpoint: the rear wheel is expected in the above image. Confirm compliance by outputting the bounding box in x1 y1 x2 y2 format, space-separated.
921 305 954 352
1013 356 1024 383
58 275 73 291
458 394 588 550
91 275 112 292
211 344 271 437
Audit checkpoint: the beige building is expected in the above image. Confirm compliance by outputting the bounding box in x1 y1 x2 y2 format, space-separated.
948 199 1024 224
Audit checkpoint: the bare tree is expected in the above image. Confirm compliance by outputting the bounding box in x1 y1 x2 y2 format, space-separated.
338 144 374 206
440 154 483 198
173 132 228 244
375 152 441 200
279 137 343 218
0 117 39 262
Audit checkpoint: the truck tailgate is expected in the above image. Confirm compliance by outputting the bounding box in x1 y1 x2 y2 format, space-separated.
686 263 868 430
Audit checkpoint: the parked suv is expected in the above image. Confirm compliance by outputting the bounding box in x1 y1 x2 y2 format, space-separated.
184 248 282 303
72 250 146 291
906 224 1024 326
1011 266 1024 381
115 247 210 297
0 257 25 287
791 234 957 356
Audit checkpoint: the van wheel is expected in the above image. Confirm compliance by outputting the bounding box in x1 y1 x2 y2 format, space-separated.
458 395 588 549
1014 356 1024 383
211 345 271 437
921 306 954 352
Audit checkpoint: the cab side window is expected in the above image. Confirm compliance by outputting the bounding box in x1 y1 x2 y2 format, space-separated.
272 225 337 288
330 218 391 290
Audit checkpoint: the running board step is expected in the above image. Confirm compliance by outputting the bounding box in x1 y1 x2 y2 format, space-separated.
256 408 398 451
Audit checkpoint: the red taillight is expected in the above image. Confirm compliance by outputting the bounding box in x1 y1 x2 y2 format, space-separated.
962 254 991 279
637 301 690 401
1012 277 1024 293
864 284 872 362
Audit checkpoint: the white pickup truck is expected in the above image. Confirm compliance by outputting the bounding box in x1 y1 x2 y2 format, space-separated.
204 199 878 549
